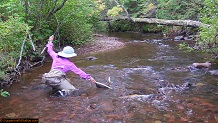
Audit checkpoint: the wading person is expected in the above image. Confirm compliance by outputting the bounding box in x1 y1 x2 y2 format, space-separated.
42 35 96 96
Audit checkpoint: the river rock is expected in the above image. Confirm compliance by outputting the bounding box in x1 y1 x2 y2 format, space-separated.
86 56 97 61
196 83 205 86
119 94 153 101
90 104 99 109
182 82 193 88
209 70 218 76
5 113 17 118
174 36 184 41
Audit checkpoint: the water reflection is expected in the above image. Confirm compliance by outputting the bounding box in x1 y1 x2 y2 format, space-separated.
0 32 218 123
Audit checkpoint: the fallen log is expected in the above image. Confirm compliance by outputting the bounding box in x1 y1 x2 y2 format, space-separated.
102 17 210 28
131 18 210 28
192 61 212 68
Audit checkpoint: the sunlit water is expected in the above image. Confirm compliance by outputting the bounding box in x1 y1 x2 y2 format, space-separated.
0 32 218 123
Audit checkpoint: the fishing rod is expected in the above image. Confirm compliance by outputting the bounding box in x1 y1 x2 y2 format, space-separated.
40 13 71 54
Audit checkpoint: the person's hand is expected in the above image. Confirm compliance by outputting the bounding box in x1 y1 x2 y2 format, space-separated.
90 77 96 83
48 35 54 42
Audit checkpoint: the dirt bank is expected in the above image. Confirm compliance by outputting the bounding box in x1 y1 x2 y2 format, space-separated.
76 34 125 55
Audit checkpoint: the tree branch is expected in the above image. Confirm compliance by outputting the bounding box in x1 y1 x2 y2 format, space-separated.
15 37 26 71
27 33 36 51
113 0 130 19
24 0 29 23
46 0 68 20
54 14 61 50
15 29 36 72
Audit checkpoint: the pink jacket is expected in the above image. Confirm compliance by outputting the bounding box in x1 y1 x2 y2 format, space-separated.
46 42 91 80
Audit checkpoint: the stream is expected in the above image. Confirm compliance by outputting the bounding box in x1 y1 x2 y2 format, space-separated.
0 32 218 123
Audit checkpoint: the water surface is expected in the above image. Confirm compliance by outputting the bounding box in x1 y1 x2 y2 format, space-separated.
0 32 218 123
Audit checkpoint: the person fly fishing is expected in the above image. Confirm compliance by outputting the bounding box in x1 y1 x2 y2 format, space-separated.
42 35 98 96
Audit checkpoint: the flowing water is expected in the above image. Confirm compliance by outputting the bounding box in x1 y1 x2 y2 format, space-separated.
0 32 218 123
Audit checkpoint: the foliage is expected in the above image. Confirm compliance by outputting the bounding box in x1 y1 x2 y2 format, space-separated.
107 5 123 17
197 0 218 58
0 17 32 80
0 17 30 53
94 21 109 32
103 0 205 20
141 24 164 33
28 0 103 46
101 0 117 18
109 20 137 32
178 42 195 53
0 70 6 81
0 0 104 46
104 0 203 20
102 0 205 34
0 89 10 97
53 0 102 46
0 0 24 19
156 0 204 20
124 0 157 18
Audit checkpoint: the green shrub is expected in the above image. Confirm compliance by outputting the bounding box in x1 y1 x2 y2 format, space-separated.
94 21 109 32
123 0 157 18
156 0 204 20
142 24 164 33
45 0 102 46
0 17 31 80
197 0 218 58
109 20 137 32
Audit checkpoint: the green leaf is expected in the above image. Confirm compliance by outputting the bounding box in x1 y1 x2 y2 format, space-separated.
0 89 10 97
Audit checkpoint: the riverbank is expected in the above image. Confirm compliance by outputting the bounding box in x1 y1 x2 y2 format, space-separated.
76 34 125 55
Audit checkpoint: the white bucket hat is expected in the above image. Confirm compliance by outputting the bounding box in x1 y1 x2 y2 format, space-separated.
58 46 77 58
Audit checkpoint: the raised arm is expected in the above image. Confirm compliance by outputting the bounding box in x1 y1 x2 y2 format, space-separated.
46 35 57 59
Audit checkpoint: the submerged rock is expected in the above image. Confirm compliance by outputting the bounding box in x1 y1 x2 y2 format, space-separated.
86 56 98 61
32 84 50 90
119 94 153 101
